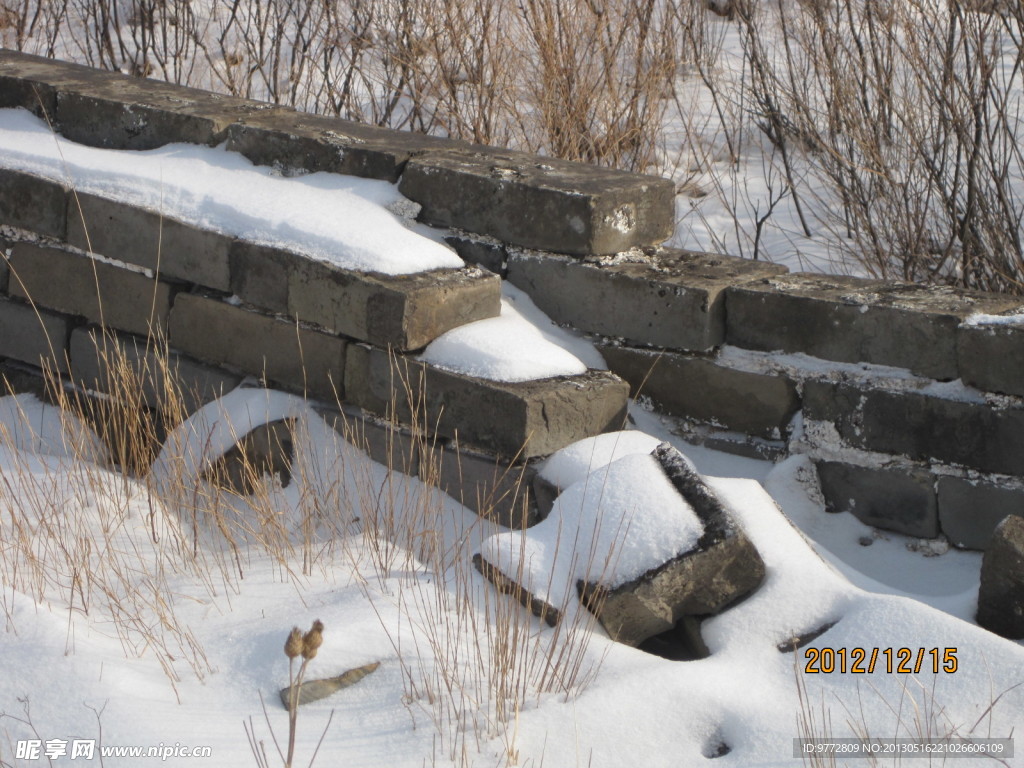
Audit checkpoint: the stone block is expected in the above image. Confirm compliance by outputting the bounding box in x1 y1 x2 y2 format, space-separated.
0 297 69 373
937 476 1024 550
228 241 292 314
0 248 8 294
958 321 1024 397
726 274 1019 380
0 360 50 399
579 444 765 646
226 109 461 182
815 461 938 538
66 192 232 291
0 169 68 239
0 49 94 118
444 234 507 276
509 248 786 351
600 344 799 439
431 441 539 529
399 149 675 255
289 260 500 351
7 242 172 336
168 293 345 401
976 514 1024 639
70 327 240 413
317 406 420 478
345 345 630 459
203 419 295 495
804 380 1024 476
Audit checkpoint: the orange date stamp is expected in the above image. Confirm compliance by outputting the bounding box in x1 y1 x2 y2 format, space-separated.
803 647 958 674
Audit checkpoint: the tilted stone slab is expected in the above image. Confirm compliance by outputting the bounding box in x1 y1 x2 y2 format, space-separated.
0 169 68 239
399 148 675 256
938 476 1024 550
727 274 1019 380
0 297 70 373
600 344 799 439
958 320 1024 397
815 460 938 538
0 50 276 149
578 443 765 646
288 260 500 351
431 441 539 529
976 514 1024 639
66 192 232 292
804 379 1024 476
509 248 786 351
168 293 345 402
344 344 629 459
7 241 172 337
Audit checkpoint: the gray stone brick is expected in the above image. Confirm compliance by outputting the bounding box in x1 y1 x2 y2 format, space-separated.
804 380 1024 476
70 326 240 412
226 109 461 182
0 248 8 294
0 360 50 399
317 406 420 478
958 321 1024 397
228 241 292 314
0 169 68 239
600 344 800 439
7 241 172 337
345 345 630 459
0 297 70 373
727 274 1019 379
0 49 93 118
431 441 539 528
937 476 1024 550
399 149 675 256
289 261 500 351
976 514 1024 639
66 192 232 291
815 461 938 538
444 234 507 276
509 248 786 352
168 293 345 401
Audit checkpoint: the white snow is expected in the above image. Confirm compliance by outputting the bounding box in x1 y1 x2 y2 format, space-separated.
963 311 1024 327
0 109 462 275
539 429 664 488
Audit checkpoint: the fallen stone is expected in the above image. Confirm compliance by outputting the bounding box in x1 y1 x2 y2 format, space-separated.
937 476 1024 550
976 514 1024 639
279 662 381 709
431 441 539 529
203 420 295 495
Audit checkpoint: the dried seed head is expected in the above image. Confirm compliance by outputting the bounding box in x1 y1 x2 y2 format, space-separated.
301 620 324 660
284 627 303 659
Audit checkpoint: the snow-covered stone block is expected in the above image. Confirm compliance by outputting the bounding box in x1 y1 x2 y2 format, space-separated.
958 316 1024 397
976 513 1024 639
815 460 938 538
399 149 675 256
600 344 799 439
0 168 67 239
937 476 1024 550
7 241 172 337
168 294 345 402
0 297 69 373
727 274 1019 380
508 248 786 351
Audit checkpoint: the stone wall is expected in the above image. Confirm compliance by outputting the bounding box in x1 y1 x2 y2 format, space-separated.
0 50 1022 549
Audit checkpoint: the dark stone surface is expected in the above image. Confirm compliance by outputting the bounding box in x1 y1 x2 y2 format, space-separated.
317 406 421 478
0 169 68 239
976 514 1024 639
600 344 800 439
958 321 1024 397
937 476 1024 550
228 241 293 314
203 419 295 495
509 248 786 351
815 461 939 538
727 274 1019 380
8 241 173 337
400 148 675 256
431 441 539 529
444 234 507 276
0 297 70 373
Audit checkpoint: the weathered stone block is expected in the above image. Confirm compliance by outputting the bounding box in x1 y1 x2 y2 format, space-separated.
0 248 8 294
66 192 232 291
937 476 1024 550
509 249 786 351
579 444 765 646
0 360 50 399
958 321 1024 397
226 109 461 182
168 293 345 401
600 344 799 439
204 419 295 495
727 274 1019 379
0 49 93 118
0 297 69 373
345 345 629 459
7 242 172 336
431 441 539 529
289 261 500 351
0 169 67 239
976 514 1024 639
70 327 240 412
444 234 507 276
317 406 420 478
815 461 938 538
399 149 675 256
804 380 1024 476
228 241 292 314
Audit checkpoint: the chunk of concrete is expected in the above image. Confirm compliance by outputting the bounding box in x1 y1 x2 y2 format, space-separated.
976 514 1024 639
203 419 295 495
0 297 69 373
937 476 1024 550
0 169 67 239
400 148 675 255
431 441 539 529
509 248 786 351
958 320 1024 397
727 274 1019 380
